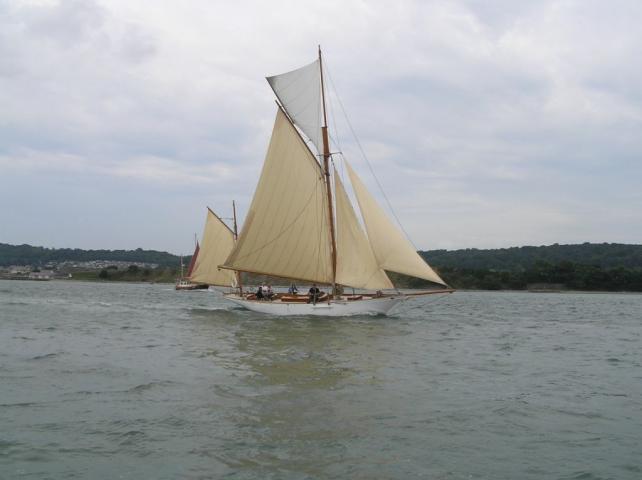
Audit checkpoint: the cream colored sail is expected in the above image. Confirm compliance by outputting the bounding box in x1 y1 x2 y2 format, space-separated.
345 161 447 286
189 208 237 286
266 59 322 154
334 168 394 290
221 108 333 284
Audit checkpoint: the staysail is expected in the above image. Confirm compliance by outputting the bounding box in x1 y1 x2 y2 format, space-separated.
189 208 237 286
334 168 393 290
266 59 322 154
221 108 333 284
345 161 447 286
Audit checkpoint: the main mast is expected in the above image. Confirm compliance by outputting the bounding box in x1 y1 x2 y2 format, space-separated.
319 46 337 294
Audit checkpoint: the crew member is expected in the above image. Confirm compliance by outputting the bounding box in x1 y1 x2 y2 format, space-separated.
308 284 320 304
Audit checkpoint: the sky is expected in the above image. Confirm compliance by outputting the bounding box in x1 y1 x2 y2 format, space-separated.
1 0 641 254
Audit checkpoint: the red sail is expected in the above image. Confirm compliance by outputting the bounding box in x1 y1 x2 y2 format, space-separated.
186 241 200 277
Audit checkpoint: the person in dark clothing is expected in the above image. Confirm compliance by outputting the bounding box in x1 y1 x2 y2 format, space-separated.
308 284 320 304
256 286 264 300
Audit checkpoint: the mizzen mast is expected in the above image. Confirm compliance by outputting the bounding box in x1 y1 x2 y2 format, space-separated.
319 46 338 293
232 200 242 295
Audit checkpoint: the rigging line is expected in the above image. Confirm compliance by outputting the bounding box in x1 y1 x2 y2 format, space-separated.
322 61 346 187
314 173 325 281
330 168 338 284
326 74 343 153
326 88 349 187
324 59 420 250
394 290 450 315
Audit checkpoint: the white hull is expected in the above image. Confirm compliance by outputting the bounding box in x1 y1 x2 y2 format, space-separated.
223 294 407 316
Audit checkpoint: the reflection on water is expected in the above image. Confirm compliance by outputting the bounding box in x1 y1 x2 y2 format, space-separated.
209 316 410 477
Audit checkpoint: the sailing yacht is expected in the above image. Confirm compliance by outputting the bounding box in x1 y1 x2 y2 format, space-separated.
196 48 453 316
188 206 239 289
175 245 208 290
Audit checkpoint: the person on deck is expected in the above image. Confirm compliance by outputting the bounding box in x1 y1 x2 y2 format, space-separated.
256 286 264 300
266 285 274 301
288 283 298 294
308 284 321 304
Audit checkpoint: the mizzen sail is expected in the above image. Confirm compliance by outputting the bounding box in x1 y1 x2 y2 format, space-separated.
334 168 393 290
221 108 333 284
345 161 447 286
267 59 322 154
189 208 237 287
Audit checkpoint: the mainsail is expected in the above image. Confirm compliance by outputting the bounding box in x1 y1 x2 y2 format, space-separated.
334 168 393 290
186 241 199 277
189 208 237 287
266 59 322 154
221 108 334 284
345 161 447 286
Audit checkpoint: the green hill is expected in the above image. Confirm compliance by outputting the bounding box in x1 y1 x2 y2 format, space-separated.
0 243 184 267
422 243 642 271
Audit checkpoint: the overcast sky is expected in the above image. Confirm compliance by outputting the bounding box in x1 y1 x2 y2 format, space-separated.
1 0 641 254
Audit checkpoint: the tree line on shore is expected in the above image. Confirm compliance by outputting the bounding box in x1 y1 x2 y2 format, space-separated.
401 261 642 291
2 242 641 291
417 243 642 291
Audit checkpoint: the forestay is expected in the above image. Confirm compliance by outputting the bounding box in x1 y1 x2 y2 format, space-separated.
345 161 447 286
266 59 322 154
189 209 237 287
222 109 333 284
334 168 393 290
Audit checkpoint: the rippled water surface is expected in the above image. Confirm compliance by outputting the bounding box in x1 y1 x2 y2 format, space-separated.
1 280 641 479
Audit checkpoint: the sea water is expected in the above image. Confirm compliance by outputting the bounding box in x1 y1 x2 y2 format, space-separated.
1 280 641 479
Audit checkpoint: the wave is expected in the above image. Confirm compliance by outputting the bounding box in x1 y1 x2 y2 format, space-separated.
127 380 177 393
30 352 61 360
558 472 606 480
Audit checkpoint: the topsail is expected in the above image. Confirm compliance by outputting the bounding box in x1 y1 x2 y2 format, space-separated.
266 59 323 154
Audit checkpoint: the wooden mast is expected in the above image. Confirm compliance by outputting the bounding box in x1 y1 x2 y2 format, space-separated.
319 45 337 295
232 200 242 295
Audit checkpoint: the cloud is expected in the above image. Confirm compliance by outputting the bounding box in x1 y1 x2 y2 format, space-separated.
1 0 641 252
0 149 238 187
